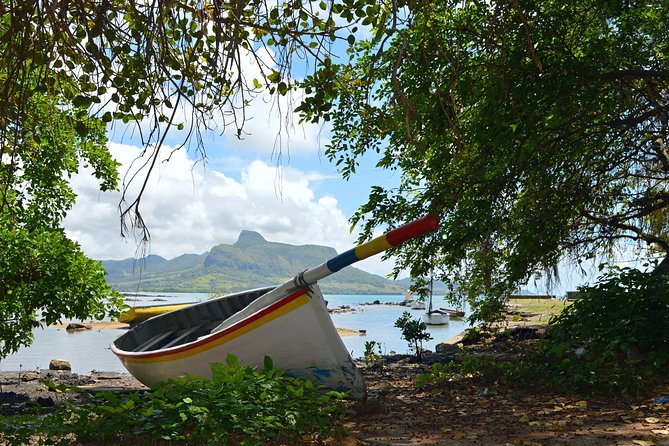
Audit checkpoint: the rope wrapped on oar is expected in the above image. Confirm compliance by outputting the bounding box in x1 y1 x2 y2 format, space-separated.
211 214 439 333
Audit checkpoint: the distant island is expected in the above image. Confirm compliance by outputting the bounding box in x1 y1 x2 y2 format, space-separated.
102 230 408 295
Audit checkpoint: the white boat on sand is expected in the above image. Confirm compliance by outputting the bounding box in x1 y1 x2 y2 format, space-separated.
112 215 439 398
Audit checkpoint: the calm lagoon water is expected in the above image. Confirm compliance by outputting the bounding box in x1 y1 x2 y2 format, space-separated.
0 293 470 374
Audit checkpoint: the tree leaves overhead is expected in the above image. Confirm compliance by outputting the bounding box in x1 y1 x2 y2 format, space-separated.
0 0 377 240
0 92 123 357
299 0 669 319
0 0 381 356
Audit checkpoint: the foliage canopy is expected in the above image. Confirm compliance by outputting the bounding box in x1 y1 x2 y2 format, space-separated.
0 88 124 356
299 0 669 319
0 0 379 356
0 0 382 237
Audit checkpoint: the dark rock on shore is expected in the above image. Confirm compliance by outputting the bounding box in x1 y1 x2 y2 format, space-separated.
0 370 145 417
65 323 92 331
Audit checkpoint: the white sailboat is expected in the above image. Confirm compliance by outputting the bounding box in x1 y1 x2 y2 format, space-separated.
422 275 449 325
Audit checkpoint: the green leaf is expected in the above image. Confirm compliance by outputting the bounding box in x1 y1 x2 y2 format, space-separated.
263 355 273 371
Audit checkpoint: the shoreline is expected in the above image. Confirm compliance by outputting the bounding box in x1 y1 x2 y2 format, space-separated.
50 320 368 337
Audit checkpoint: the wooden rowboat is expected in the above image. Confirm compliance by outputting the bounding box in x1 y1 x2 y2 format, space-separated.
111 215 439 398
119 302 195 325
440 308 466 319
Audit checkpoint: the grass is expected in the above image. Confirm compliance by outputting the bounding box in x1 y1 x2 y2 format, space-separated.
506 298 570 322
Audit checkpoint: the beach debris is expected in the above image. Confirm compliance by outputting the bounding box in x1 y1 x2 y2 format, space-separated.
652 396 669 405
49 359 71 371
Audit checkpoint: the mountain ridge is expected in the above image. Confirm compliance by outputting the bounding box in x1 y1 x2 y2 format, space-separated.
102 231 406 295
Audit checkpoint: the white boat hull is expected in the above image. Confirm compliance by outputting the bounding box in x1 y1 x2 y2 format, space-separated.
422 311 450 325
112 285 365 399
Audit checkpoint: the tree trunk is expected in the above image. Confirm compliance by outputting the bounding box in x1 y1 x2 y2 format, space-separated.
651 255 669 276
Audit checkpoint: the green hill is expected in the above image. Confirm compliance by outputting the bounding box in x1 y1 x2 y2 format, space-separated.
102 231 406 295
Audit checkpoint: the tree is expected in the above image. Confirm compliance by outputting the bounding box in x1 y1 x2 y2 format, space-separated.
0 1 382 355
299 0 669 320
0 90 124 356
0 0 382 240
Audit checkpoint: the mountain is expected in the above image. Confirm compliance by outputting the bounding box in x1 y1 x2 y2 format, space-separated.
102 231 406 295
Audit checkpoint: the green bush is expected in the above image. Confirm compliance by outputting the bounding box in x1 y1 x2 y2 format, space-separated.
414 267 669 396
395 311 432 361
537 266 669 394
549 267 669 366
0 355 347 445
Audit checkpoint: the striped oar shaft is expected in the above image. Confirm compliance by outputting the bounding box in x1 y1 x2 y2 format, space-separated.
300 214 440 284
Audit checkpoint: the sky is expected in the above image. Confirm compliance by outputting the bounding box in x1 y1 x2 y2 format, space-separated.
62 87 404 279
61 32 418 280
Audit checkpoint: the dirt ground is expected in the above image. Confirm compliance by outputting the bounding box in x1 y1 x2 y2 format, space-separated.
345 302 669 445
347 354 669 446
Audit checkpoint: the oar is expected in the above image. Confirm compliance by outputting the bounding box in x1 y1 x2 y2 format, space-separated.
211 214 439 332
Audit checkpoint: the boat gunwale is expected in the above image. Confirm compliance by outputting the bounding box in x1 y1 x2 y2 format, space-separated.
124 302 198 310
111 287 309 360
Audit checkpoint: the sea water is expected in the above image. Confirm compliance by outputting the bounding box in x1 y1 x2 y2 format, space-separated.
0 293 470 374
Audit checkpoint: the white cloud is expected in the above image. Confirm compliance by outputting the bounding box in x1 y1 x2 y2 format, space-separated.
63 142 397 278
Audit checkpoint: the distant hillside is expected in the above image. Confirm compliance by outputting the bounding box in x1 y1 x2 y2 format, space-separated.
102 231 406 295
394 277 453 296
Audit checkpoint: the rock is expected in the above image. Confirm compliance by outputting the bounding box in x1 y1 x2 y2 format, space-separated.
65 323 92 331
435 342 459 355
36 396 55 408
506 326 541 340
350 397 381 415
49 359 71 371
20 371 40 382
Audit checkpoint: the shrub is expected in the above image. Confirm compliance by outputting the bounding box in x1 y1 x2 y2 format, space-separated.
537 266 669 394
395 311 432 361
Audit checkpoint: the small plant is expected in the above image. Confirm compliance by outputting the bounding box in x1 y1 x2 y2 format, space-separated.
415 362 459 389
395 311 432 361
363 340 383 366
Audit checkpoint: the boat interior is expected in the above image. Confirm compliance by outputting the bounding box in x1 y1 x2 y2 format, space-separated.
114 286 275 353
